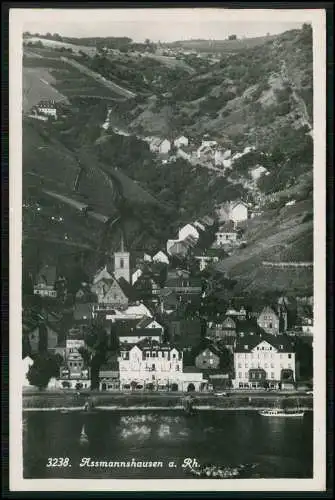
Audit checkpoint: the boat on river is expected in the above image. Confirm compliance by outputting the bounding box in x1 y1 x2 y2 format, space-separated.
79 424 89 444
259 398 304 418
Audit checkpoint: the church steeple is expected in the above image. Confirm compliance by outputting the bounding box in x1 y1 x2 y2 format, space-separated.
114 229 130 283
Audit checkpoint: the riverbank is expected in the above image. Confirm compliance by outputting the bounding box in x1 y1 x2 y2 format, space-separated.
23 391 313 412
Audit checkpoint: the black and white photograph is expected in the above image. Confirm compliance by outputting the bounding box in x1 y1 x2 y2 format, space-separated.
9 6 326 492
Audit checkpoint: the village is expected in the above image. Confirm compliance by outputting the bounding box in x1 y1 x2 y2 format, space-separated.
22 198 314 395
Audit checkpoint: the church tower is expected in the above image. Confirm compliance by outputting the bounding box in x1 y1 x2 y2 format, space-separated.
114 231 130 283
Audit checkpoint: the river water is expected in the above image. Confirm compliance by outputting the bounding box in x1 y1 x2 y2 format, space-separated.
23 410 313 479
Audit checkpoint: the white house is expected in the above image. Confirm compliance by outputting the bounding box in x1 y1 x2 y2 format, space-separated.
152 251 169 265
149 138 171 155
22 356 34 389
116 317 163 344
36 100 58 119
230 201 249 224
215 222 238 246
118 341 207 392
178 223 200 242
174 136 189 148
233 335 296 390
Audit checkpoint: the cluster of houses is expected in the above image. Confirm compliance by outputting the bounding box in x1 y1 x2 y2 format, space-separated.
23 229 313 392
142 133 267 180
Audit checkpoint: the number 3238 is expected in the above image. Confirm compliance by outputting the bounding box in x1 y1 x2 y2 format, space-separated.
46 457 71 467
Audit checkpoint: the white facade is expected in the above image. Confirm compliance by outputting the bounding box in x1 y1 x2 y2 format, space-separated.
66 338 86 352
178 224 200 242
215 230 237 245
195 255 219 271
174 136 189 148
132 268 143 285
37 106 57 118
233 339 296 389
302 323 314 336
33 286 57 298
230 203 248 223
150 138 171 155
118 344 206 391
114 251 130 283
152 251 169 265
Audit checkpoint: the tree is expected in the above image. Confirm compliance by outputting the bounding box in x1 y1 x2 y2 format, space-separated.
26 353 61 390
218 346 234 374
77 347 91 366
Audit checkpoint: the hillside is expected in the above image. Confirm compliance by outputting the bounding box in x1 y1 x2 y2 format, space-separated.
216 199 313 296
22 25 314 295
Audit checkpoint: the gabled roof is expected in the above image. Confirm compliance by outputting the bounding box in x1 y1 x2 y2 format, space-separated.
92 266 114 285
117 277 138 301
235 333 295 353
231 200 249 210
136 316 158 329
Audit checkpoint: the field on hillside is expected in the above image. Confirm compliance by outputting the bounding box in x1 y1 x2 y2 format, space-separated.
170 34 277 53
23 50 125 111
24 37 95 56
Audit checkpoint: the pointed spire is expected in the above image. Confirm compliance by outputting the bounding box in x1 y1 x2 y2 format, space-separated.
120 230 124 253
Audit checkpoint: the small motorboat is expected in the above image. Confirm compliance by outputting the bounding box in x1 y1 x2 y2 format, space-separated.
79 424 89 445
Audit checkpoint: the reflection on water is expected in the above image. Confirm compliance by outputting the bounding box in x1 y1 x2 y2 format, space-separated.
23 410 313 479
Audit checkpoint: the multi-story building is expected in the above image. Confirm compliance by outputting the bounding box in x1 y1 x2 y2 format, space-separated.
117 340 207 392
33 265 57 298
233 333 296 390
256 306 280 335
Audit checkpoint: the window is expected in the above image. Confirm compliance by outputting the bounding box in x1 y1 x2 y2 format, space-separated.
152 363 156 370
238 372 242 379
172 353 176 359
288 354 292 359
271 372 275 379
245 363 248 368
120 258 124 269
238 363 242 368
271 363 274 368
269 322 272 329
265 363 268 368
209 359 214 365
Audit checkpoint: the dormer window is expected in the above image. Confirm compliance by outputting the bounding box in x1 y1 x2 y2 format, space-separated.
280 345 283 349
